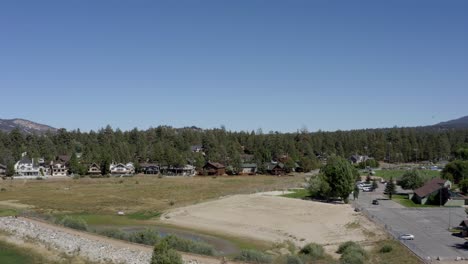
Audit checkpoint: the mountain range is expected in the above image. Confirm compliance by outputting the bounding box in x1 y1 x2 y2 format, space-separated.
0 119 57 134
1 116 468 134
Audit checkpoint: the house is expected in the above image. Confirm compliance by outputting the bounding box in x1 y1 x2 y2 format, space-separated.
57 155 71 164
459 220 468 237
110 162 135 176
203 162 226 176
240 154 255 163
160 165 196 176
0 164 6 176
140 163 160 175
88 163 101 176
50 161 68 176
411 178 452 205
14 156 41 176
265 162 286 175
349 155 371 164
190 145 204 153
240 163 257 175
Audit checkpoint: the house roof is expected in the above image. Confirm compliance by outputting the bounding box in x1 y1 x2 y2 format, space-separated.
19 156 32 165
265 162 285 170
241 163 257 168
205 161 225 169
460 220 468 227
89 163 100 168
140 163 159 167
0 164 6 169
413 178 447 198
57 155 71 163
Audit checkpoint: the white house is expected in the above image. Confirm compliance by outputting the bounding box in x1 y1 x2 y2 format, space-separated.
50 161 68 176
110 162 135 176
14 156 41 176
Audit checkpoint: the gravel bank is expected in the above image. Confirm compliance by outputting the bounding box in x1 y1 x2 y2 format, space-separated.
0 216 216 264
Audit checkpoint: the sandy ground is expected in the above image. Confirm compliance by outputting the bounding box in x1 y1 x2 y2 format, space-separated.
162 194 385 250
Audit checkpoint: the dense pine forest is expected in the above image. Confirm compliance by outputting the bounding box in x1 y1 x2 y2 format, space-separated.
1 126 468 173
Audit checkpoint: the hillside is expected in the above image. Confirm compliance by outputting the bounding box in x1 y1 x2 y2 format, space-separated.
434 115 468 129
0 119 57 134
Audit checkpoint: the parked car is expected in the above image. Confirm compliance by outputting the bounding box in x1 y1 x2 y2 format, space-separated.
399 234 415 240
362 187 372 192
372 199 379 205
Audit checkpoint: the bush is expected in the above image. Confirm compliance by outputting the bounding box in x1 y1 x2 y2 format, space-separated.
128 228 160 246
59 216 88 231
234 249 272 263
299 243 324 259
163 235 214 256
379 244 393 253
98 228 127 240
36 177 44 180
340 250 365 264
337 241 359 254
285 255 303 264
151 240 183 264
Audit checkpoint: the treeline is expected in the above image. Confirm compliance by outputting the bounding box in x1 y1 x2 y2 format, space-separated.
1 125 468 171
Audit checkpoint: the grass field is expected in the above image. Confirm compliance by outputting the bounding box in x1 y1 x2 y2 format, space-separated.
374 169 440 180
0 175 304 215
392 194 438 208
368 240 422 264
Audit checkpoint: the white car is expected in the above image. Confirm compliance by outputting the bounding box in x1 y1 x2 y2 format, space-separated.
362 187 372 192
399 234 415 240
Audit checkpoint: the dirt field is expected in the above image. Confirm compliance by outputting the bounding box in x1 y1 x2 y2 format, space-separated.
0 175 304 214
162 193 385 252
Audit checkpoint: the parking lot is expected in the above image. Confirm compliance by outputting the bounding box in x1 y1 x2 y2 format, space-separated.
355 183 468 261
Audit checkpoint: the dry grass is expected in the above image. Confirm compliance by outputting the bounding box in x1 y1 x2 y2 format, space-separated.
0 175 304 215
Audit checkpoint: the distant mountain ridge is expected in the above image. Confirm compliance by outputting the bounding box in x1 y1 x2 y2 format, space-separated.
434 116 468 129
1 115 467 134
0 119 57 134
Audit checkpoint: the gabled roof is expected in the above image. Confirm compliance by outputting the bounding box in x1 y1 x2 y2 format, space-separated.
414 178 447 198
0 164 6 169
265 162 285 170
57 155 71 163
19 156 32 165
460 220 468 227
89 163 100 168
204 161 225 169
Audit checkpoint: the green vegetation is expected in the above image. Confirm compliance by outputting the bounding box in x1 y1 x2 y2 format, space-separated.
384 177 396 199
298 243 324 260
56 215 88 231
374 169 440 180
234 249 273 263
97 227 215 256
308 157 357 203
281 189 309 199
151 239 183 264
337 241 367 264
368 240 421 264
392 194 438 208
442 160 468 183
398 170 424 190
0 209 18 217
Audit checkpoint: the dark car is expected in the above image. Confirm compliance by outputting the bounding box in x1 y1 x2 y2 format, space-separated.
372 199 379 205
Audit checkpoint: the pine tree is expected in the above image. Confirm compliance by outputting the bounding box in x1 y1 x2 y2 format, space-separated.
385 177 396 199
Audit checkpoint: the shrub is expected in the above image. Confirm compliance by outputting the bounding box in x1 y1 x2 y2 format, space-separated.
151 240 183 264
163 235 214 256
379 244 393 253
299 243 324 259
59 216 88 231
337 241 359 254
98 228 127 240
234 249 272 263
36 177 44 180
340 250 365 264
128 228 160 246
286 255 303 264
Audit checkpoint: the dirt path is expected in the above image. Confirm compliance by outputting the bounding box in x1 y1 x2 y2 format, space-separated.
14 217 240 264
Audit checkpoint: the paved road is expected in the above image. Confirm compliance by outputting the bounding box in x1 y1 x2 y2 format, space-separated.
354 183 468 262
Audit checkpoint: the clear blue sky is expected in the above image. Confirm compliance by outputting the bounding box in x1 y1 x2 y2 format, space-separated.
1 0 467 132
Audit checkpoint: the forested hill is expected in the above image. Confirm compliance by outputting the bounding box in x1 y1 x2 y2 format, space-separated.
1 123 468 170
434 116 468 129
